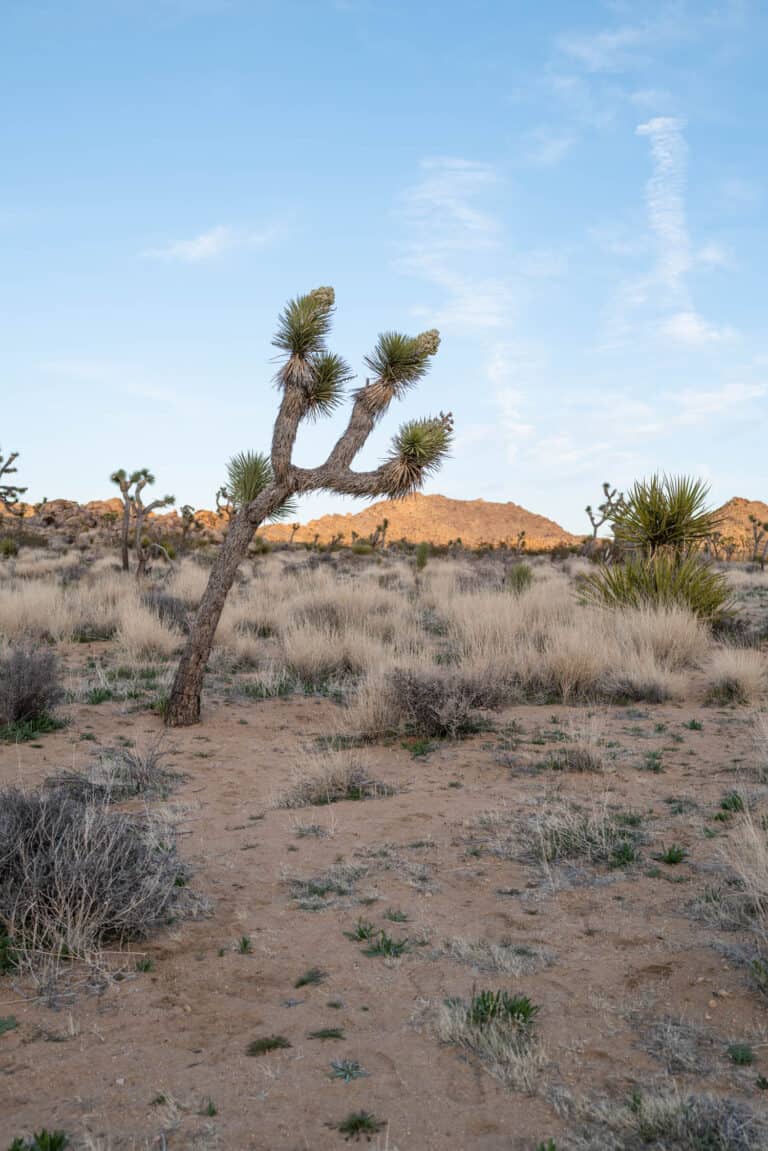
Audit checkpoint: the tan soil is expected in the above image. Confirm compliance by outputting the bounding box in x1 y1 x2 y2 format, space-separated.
1 667 765 1150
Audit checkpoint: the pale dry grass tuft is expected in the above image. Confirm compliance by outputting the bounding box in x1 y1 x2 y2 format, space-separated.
704 647 767 705
436 997 545 1092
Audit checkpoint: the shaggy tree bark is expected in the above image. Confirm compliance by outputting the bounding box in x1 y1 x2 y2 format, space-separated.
165 287 452 727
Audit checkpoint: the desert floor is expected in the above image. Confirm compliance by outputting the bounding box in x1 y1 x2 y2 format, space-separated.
1 550 768 1149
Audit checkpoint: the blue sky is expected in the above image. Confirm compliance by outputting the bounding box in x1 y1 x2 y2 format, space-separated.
2 0 765 532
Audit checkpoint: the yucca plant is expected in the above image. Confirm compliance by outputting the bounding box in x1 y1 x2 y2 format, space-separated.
611 474 721 557
165 287 452 725
582 474 730 622
578 552 732 621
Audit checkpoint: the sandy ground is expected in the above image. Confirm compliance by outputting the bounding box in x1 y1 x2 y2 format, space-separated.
2 669 768 1150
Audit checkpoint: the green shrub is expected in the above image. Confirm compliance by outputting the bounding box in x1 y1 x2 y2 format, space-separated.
578 553 731 620
350 542 373 555
506 562 533 595
415 541 430 570
612 474 721 555
0 537 18 558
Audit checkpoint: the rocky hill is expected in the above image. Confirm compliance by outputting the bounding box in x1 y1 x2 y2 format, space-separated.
2 493 765 556
261 493 579 549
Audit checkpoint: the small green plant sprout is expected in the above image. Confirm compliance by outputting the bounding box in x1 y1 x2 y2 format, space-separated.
295 966 327 988
415 541 430 570
200 1098 217 1117
135 956 154 973
7 1135 70 1151
362 931 410 958
383 908 409 923
655 844 687 865
331 1111 386 1142
308 1027 345 1041
643 750 664 773
236 935 253 954
727 1042 755 1066
720 791 745 814
506 562 533 596
756 1075 768 1090
246 1035 291 1056
610 840 639 868
535 1142 557 1151
684 718 703 730
468 990 539 1029
329 1059 369 1082
0 1015 18 1036
343 918 377 942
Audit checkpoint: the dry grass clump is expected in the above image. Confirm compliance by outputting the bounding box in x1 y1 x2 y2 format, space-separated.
273 749 394 809
115 598 182 661
563 1086 767 1150
0 646 62 728
47 741 180 802
166 559 210 606
529 797 641 868
546 712 608 772
723 808 768 934
0 787 186 972
441 936 552 975
755 712 768 781
382 665 507 738
436 990 544 1092
704 648 767 705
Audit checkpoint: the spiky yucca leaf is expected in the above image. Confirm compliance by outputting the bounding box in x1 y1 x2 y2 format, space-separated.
224 451 297 521
382 414 453 497
362 330 440 410
578 553 732 621
304 352 353 420
273 288 335 358
613 474 721 556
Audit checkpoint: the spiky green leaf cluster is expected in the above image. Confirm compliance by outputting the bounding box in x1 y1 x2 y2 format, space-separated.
383 414 453 496
273 287 335 362
612 474 721 556
304 352 354 420
578 552 732 620
363 330 440 398
224 451 298 521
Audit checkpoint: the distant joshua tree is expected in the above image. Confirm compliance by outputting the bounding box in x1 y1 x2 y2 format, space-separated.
584 482 624 556
0 447 26 518
289 522 301 545
133 480 175 577
110 468 174 574
749 514 768 569
165 286 451 726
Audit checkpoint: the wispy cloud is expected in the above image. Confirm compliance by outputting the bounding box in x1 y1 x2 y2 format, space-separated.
522 127 574 168
601 116 735 346
397 157 511 334
142 224 274 262
636 116 690 301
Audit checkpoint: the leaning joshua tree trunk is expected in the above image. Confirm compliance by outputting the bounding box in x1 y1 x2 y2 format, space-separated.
165 286 452 727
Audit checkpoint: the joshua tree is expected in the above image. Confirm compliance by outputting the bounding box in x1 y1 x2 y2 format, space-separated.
165 286 452 726
749 514 768 569
289 522 301 545
370 517 389 549
110 469 144 571
133 480 175 577
110 468 174 573
214 485 234 523
0 448 26 518
584 482 624 555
